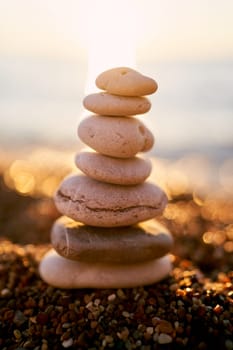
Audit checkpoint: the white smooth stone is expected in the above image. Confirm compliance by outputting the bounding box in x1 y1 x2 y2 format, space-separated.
39 249 172 289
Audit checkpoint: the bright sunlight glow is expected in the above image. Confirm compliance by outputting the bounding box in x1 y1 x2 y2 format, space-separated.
79 0 139 93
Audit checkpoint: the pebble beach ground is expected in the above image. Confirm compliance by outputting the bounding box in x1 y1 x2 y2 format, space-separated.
0 149 232 350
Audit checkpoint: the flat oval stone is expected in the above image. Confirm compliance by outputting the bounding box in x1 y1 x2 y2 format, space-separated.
78 115 154 158
83 92 151 116
39 249 172 289
51 216 173 264
96 67 158 96
75 151 152 185
54 175 168 227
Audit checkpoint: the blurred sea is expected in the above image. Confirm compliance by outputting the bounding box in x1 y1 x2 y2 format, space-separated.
0 56 232 162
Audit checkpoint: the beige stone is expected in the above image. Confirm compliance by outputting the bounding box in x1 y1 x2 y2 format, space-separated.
96 67 158 96
54 175 168 227
78 115 154 158
75 151 152 185
39 249 172 289
83 92 151 116
51 216 173 263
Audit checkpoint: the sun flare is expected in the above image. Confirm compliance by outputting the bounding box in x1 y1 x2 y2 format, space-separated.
78 0 141 93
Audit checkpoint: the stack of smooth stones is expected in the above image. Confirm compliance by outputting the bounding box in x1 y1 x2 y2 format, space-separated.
39 67 174 289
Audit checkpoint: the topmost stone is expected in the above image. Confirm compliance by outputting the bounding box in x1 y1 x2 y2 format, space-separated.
96 67 158 97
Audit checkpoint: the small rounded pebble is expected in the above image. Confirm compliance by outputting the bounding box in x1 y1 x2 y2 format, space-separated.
83 92 151 116
0 288 11 297
13 329 21 339
158 333 173 344
62 338 74 348
146 327 154 335
108 293 116 302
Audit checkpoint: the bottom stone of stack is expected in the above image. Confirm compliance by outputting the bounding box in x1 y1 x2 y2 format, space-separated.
39 250 172 289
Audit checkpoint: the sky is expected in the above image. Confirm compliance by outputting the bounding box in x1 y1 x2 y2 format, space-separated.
0 0 232 153
0 0 233 62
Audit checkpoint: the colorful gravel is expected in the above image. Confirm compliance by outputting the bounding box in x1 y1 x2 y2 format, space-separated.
0 154 232 349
